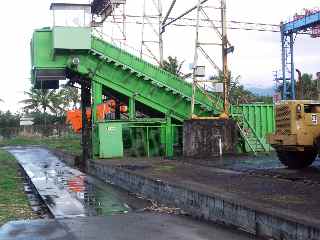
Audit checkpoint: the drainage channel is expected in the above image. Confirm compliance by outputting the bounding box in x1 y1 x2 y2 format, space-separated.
21 165 53 219
4 146 150 219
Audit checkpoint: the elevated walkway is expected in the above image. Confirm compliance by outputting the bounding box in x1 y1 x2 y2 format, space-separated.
282 10 320 35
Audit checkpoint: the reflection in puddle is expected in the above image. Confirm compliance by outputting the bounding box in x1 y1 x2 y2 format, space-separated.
5 147 148 218
67 175 130 216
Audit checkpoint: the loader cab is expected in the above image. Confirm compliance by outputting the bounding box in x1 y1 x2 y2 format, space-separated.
268 100 320 169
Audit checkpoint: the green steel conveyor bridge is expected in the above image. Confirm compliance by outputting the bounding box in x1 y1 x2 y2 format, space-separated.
31 27 272 158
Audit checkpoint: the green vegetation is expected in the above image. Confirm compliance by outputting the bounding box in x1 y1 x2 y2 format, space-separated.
0 111 20 128
0 136 81 155
277 73 320 100
161 56 273 104
20 88 64 115
154 164 176 173
161 56 184 77
20 85 80 115
59 84 81 110
18 84 81 127
212 72 273 104
0 150 37 226
0 110 65 131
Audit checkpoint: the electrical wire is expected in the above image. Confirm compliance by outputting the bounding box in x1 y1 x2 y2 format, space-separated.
108 14 280 32
104 19 280 32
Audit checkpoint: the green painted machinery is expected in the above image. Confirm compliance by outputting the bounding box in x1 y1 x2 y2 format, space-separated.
30 26 274 158
31 27 223 120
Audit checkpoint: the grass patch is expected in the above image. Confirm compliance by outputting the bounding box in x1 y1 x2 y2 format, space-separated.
0 135 81 156
0 150 37 226
154 164 176 172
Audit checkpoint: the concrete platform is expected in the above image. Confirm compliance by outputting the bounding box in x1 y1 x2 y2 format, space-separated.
89 157 320 240
0 213 256 240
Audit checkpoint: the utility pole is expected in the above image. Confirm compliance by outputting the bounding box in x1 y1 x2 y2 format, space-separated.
191 0 232 118
158 0 164 66
221 0 229 117
140 0 163 65
191 0 201 118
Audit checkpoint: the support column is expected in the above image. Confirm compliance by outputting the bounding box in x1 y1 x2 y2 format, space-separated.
290 34 295 100
281 30 287 100
92 82 102 158
129 97 136 120
80 78 92 171
165 116 173 158
92 82 103 124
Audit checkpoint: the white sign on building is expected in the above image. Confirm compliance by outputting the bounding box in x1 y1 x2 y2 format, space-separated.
211 83 224 93
20 117 34 126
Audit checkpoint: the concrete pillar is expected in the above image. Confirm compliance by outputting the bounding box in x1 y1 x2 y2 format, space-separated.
183 119 238 158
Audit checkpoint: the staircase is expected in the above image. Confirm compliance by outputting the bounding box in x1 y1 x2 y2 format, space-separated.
233 113 267 155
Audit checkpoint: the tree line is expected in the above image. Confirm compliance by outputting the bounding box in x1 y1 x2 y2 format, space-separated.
0 84 80 128
277 73 320 100
161 56 273 104
20 84 80 115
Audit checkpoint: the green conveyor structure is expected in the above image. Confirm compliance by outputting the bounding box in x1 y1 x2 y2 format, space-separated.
31 27 270 157
31 27 223 121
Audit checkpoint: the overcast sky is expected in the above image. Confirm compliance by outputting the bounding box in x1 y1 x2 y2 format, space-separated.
0 0 319 112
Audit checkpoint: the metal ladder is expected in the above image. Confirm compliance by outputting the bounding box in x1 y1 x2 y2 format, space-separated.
233 113 267 155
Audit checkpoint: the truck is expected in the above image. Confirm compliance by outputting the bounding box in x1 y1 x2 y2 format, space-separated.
268 100 320 169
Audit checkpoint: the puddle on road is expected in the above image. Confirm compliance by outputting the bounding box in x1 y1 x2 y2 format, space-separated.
69 175 148 216
4 147 149 219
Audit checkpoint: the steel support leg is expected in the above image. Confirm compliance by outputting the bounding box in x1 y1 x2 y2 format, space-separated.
165 116 173 158
92 82 102 157
92 82 102 123
290 34 295 100
281 32 287 100
81 79 92 171
129 97 136 120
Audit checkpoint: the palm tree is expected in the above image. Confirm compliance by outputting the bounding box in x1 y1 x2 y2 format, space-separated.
59 84 80 110
20 88 64 133
20 88 63 114
161 56 184 77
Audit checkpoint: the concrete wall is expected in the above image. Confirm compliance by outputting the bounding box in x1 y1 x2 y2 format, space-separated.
49 148 320 240
183 119 238 158
88 161 320 240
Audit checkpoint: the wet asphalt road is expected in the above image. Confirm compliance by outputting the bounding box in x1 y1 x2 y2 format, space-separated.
0 213 258 240
0 146 259 240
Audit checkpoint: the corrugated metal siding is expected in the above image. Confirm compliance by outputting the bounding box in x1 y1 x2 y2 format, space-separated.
231 104 275 151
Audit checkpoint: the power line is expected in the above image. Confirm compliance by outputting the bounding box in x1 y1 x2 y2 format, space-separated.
104 19 280 32
108 14 280 32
